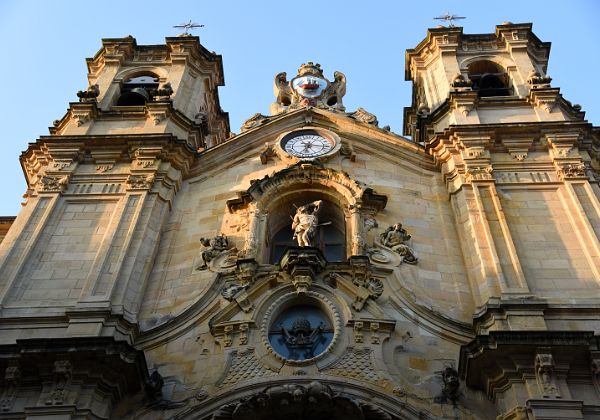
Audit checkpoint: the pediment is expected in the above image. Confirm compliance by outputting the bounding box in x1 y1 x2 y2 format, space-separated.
189 108 435 179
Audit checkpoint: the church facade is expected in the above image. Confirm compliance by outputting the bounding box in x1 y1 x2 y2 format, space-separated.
0 23 599 419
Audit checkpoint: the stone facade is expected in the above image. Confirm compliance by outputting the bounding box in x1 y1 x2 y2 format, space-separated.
0 24 599 419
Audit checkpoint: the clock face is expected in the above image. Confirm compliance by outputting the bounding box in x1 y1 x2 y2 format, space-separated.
281 131 335 158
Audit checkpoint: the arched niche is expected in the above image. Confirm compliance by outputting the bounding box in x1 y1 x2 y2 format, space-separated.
467 60 512 97
227 163 387 263
108 67 169 107
265 189 347 263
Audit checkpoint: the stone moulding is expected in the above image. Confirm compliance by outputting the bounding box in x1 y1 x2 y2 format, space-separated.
0 337 150 417
211 380 392 420
459 331 595 402
175 377 435 420
226 162 387 213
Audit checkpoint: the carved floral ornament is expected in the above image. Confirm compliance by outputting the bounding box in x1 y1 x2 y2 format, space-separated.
37 174 69 193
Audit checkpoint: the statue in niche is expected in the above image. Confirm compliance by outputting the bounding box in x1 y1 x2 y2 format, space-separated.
292 200 322 247
380 223 418 264
197 234 236 270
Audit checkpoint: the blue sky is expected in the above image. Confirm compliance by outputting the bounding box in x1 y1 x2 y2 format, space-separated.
0 0 598 215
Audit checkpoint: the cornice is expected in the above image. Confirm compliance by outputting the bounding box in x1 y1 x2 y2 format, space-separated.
190 108 434 179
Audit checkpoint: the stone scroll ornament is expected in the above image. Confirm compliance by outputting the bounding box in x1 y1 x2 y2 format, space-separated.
379 223 418 264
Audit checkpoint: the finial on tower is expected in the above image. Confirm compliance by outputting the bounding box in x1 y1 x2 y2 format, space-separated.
173 20 204 36
433 12 466 28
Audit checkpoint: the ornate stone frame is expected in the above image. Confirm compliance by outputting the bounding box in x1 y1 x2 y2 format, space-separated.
259 289 343 366
226 162 387 262
274 127 343 163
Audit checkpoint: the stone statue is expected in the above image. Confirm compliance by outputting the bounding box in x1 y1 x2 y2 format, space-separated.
291 200 322 247
198 234 231 270
380 223 418 264
76 84 100 102
442 367 460 403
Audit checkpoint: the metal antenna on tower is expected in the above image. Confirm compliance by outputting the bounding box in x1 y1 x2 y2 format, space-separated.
433 12 466 28
173 20 204 35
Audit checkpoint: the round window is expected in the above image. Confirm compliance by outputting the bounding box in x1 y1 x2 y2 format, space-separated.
267 305 334 361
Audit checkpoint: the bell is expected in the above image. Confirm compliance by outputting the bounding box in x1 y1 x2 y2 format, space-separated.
116 87 150 106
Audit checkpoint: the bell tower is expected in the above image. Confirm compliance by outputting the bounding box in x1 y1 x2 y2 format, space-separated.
0 34 229 418
402 22 579 141
55 34 229 149
404 23 600 420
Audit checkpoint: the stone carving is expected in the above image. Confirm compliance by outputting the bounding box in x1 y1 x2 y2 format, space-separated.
353 321 364 344
349 275 384 312
220 259 258 301
223 326 234 347
45 360 72 405
325 348 384 384
126 174 155 189
259 143 276 164
527 70 552 87
535 350 560 398
278 317 326 360
72 110 92 126
348 107 378 126
261 291 342 363
323 71 347 111
339 141 356 161
466 166 493 182
213 380 391 420
38 175 69 192
0 362 20 412
241 113 271 132
269 63 347 115
238 323 249 345
197 234 237 271
76 84 100 102
591 358 600 376
450 73 472 89
292 200 323 247
148 110 167 125
380 223 418 265
441 367 460 403
218 348 277 388
329 257 385 311
557 162 586 180
370 322 380 344
151 82 173 100
145 370 164 403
